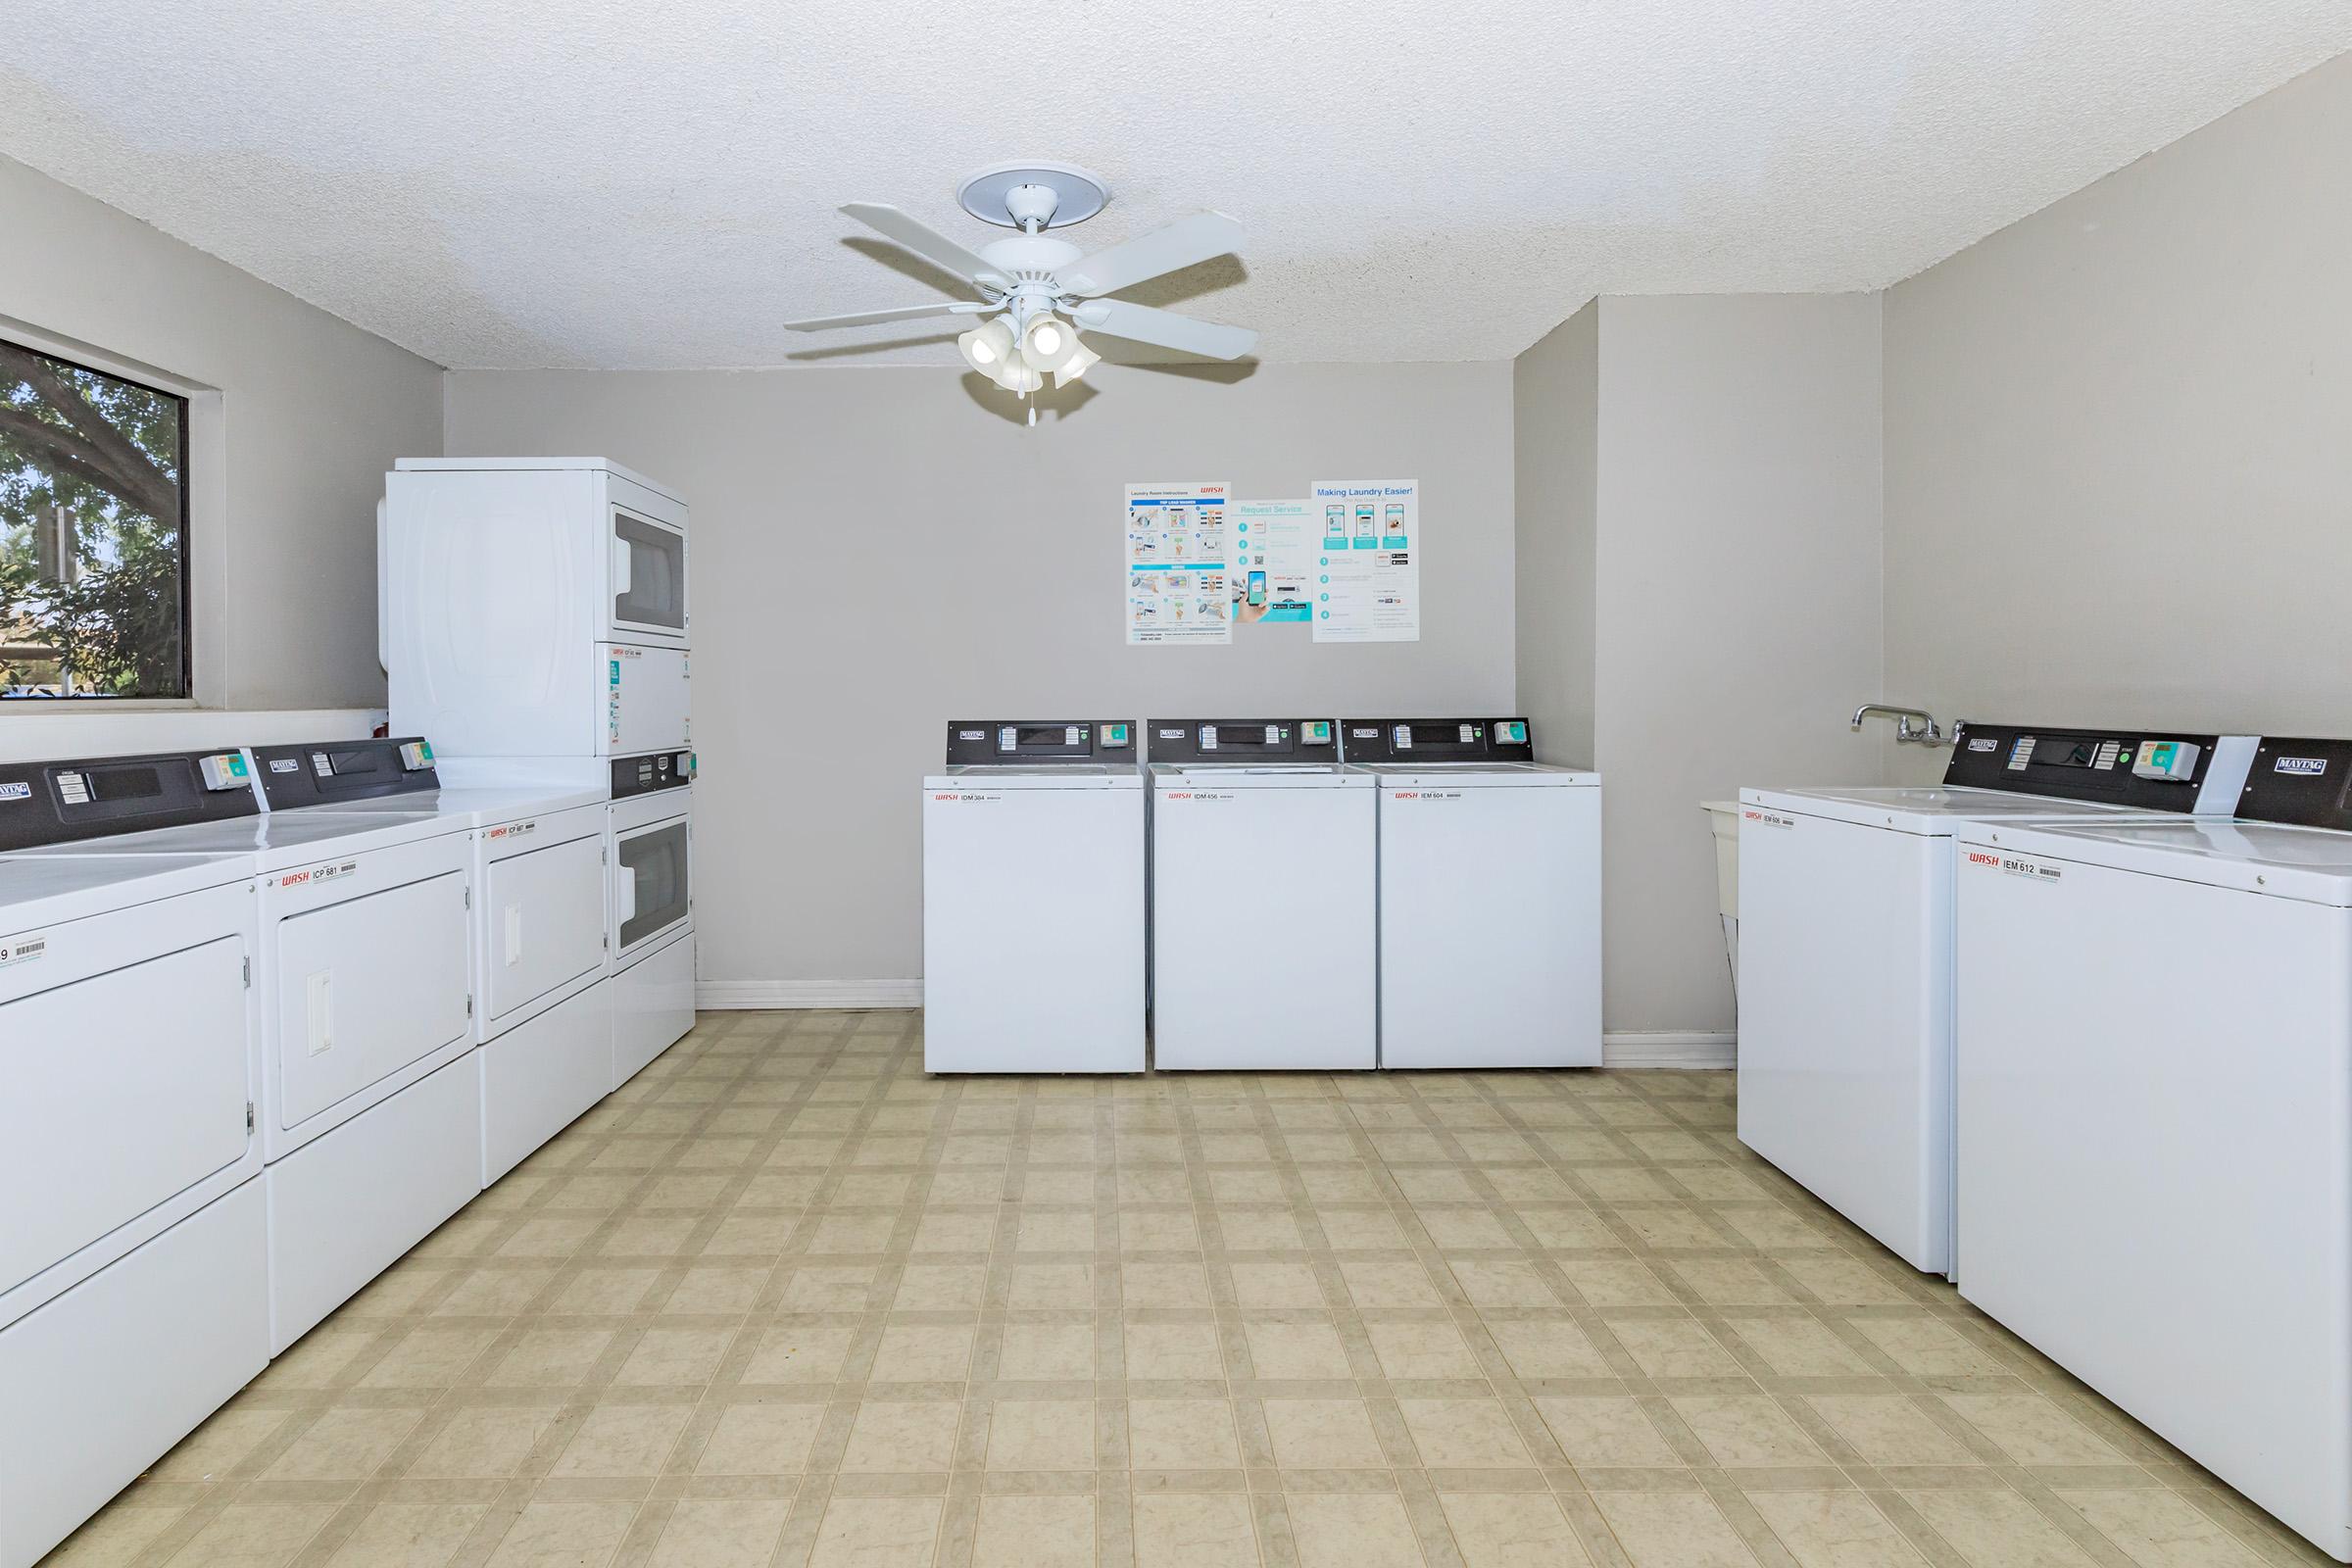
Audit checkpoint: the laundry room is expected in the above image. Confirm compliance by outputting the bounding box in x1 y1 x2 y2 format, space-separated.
3 7 2351 1568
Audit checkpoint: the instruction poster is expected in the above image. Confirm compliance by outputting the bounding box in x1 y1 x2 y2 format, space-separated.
1232 500 1316 625
1125 481 1232 646
1309 479 1420 642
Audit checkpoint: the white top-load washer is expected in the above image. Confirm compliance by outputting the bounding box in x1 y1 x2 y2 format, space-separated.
16 737 484 1352
923 720 1144 1073
1953 737 2352 1563
249 739 612 1184
1738 722 2256 1277
1344 717 1601 1069
0 749 272 1568
1151 718 1376 1071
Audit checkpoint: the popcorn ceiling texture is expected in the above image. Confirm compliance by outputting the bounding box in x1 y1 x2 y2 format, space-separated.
3 1 2346 369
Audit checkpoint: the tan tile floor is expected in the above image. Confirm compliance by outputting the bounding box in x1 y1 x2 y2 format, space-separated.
45 1009 2333 1568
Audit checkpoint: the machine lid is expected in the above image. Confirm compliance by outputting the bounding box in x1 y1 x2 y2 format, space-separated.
0 748 264 853
927 765 1142 790
1960 817 2352 907
1146 719 1341 766
1740 784 2195 835
945 720 1139 768
253 736 439 809
1152 762 1367 788
7 803 462 865
1361 761 1597 786
1341 717 1538 764
0 851 259 930
393 455 686 504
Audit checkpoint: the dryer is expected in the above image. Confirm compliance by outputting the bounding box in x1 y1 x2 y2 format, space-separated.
1738 722 2255 1276
1344 717 1601 1068
0 749 270 1568
250 739 612 1184
15 738 482 1352
1150 718 1375 1070
1953 737 2352 1563
922 720 1144 1073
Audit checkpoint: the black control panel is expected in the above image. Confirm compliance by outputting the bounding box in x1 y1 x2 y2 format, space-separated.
612 749 696 798
254 736 439 808
1342 717 1535 763
2235 738 2352 829
1939 721 2233 810
1147 719 1341 764
0 748 262 851
944 721 1138 766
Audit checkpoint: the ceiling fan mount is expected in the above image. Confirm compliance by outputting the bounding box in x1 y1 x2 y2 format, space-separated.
787 158 1257 421
955 160 1110 230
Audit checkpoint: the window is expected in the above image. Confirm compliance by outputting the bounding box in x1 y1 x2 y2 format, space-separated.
0 340 190 699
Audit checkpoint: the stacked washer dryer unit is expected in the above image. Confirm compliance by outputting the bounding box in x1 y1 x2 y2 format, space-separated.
1954 736 2352 1562
1344 717 1602 1068
1737 722 2255 1279
249 738 612 1185
384 457 697 1094
922 720 1145 1073
8 738 488 1355
1150 718 1377 1070
0 751 270 1568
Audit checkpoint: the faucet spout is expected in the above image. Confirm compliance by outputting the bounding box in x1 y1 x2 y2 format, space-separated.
1852 704 1948 746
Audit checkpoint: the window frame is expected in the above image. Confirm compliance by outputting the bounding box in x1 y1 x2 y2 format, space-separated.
0 316 218 710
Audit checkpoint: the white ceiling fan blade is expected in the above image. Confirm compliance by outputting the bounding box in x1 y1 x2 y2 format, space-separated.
839 203 1006 288
1074 299 1257 361
785 302 979 332
1053 211 1244 297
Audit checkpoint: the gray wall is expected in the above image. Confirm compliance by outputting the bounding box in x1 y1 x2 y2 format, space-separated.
0 153 442 710
444 364 1517 994
1592 295 1886 1035
1513 303 1599 766
1885 50 2352 780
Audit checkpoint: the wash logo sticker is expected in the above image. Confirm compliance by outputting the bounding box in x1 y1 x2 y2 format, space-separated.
1742 808 1797 830
1967 850 2061 882
279 858 359 890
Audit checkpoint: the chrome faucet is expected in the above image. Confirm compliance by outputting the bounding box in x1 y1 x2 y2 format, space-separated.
1852 704 1948 746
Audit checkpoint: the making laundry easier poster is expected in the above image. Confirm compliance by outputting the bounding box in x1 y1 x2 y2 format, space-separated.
1309 479 1421 642
1232 500 1317 625
1125 481 1232 646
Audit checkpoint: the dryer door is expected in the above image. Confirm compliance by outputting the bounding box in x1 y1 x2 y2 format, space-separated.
482 833 606 1024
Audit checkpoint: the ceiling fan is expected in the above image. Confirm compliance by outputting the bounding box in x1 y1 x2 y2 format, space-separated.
786 161 1256 420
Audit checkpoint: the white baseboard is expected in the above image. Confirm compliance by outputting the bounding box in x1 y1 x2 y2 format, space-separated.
1601 1030 1737 1068
698 979 924 1010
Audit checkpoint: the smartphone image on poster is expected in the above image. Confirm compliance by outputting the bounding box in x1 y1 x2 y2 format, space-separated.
1354 505 1375 537
1247 570 1267 607
1384 504 1405 536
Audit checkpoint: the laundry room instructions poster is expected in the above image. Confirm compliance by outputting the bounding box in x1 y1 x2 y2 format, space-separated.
1125 481 1232 646
1309 479 1420 642
1233 500 1316 624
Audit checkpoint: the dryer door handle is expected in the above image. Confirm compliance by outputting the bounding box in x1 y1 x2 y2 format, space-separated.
617 869 638 924
612 535 633 599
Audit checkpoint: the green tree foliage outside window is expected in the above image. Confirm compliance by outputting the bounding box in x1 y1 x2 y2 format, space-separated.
0 340 189 699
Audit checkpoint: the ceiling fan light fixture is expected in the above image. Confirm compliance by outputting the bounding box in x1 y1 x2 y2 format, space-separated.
992 359 1044 395
1052 339 1102 387
1020 313 1082 373
956 317 1014 374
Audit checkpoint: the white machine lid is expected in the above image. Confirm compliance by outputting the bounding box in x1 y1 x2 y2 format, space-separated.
286 785 610 826
393 455 684 503
1362 761 1598 787
1740 784 2198 835
1959 817 2352 906
8 807 466 866
0 851 258 932
1152 763 1369 788
928 766 1142 790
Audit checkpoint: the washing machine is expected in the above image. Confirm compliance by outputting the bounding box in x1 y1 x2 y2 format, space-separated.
1738 722 2256 1276
14 738 483 1352
0 749 270 1568
1954 737 2352 1562
1151 718 1375 1070
923 720 1144 1073
1344 717 1601 1068
250 740 612 1184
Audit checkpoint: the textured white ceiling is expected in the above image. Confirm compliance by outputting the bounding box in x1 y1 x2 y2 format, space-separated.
4 2 2346 368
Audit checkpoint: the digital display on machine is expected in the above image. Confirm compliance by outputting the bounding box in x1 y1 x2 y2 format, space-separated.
1013 725 1077 749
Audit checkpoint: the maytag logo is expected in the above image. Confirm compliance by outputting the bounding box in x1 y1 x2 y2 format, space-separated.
956 730 984 742
2275 757 2328 776
1967 737 1998 753
0 781 27 802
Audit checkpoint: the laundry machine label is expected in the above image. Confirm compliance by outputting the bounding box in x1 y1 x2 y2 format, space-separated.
1966 850 2062 884
931 793 1003 804
485 820 538 840
1388 790 1464 801
2274 756 2329 775
1742 808 1796 830
0 781 28 802
278 858 359 890
0 934 45 969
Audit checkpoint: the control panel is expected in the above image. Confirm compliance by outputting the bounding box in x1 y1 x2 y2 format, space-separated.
944 720 1138 767
1939 722 2254 812
612 749 696 798
253 736 441 809
1341 717 1537 764
0 748 265 851
1146 719 1341 765
2234 737 2352 829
